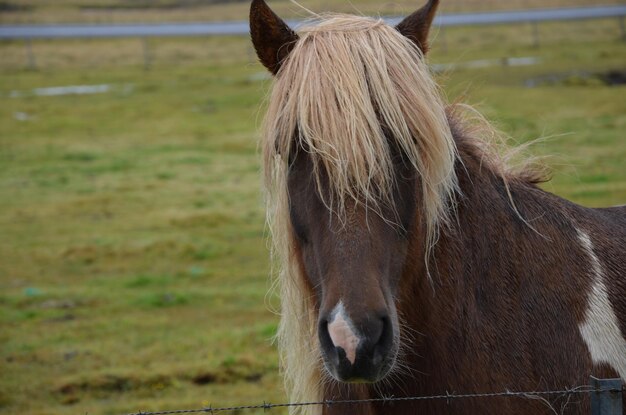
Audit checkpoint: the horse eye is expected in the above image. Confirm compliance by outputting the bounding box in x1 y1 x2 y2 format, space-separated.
289 207 309 244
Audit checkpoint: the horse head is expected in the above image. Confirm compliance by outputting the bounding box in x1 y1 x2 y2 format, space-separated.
251 0 452 384
286 140 419 382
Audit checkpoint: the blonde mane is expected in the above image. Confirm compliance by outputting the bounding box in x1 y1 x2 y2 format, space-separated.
261 14 459 413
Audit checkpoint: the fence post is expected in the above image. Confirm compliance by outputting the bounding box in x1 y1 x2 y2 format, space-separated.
141 37 152 70
25 39 37 70
531 21 540 48
590 376 623 415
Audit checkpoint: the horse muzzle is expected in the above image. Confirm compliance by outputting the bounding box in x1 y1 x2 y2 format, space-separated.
318 304 397 383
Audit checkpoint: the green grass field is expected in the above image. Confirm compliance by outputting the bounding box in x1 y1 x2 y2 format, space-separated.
1 6 625 415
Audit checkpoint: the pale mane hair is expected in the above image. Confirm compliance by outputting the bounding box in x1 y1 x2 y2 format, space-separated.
261 14 541 415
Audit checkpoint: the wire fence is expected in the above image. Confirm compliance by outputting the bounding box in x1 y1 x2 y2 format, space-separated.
127 383 624 415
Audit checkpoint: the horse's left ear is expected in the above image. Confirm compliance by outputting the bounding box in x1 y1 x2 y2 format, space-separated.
250 0 299 75
396 0 439 53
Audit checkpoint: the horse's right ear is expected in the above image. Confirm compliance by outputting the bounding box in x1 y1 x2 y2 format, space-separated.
396 0 439 53
250 0 299 75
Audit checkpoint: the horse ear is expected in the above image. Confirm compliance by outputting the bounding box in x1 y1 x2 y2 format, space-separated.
395 0 439 53
250 0 299 75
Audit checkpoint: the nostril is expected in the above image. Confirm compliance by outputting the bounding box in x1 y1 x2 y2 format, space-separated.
361 315 387 347
376 316 393 349
318 318 335 355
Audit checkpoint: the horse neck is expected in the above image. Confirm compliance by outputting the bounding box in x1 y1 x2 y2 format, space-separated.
357 121 625 412
394 133 592 392
399 136 549 311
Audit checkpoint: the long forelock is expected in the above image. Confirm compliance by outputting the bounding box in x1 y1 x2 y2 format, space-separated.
264 14 458 232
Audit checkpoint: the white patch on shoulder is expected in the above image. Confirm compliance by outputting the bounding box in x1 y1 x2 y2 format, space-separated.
577 228 626 380
327 302 361 364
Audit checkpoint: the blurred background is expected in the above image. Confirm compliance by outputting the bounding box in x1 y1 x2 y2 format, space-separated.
0 1 624 414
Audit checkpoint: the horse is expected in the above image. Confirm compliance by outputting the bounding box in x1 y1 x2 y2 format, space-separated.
249 0 626 414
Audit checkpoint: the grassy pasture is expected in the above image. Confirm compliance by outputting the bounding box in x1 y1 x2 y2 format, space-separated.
1 12 625 415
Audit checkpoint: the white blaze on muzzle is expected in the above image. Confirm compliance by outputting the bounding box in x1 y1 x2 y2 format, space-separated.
327 302 361 364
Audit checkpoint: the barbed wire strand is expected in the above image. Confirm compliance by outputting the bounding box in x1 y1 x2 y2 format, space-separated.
127 384 624 415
